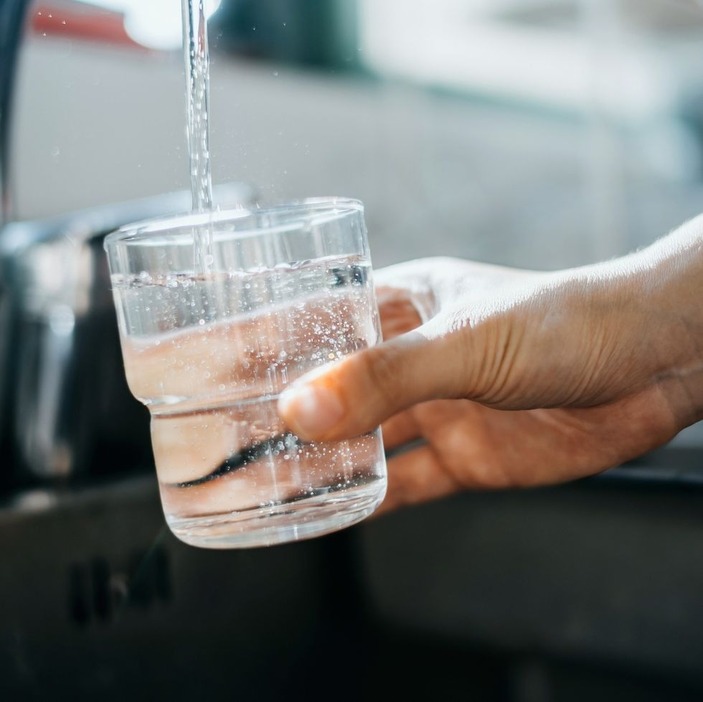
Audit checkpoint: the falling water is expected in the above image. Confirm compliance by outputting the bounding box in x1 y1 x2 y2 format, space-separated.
181 0 214 272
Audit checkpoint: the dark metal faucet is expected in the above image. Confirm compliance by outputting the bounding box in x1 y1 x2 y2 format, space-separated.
0 0 29 227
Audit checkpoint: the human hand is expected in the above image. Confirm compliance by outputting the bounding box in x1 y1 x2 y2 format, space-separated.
279 219 703 515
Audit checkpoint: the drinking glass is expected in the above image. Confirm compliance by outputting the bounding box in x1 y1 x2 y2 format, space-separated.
104 198 387 548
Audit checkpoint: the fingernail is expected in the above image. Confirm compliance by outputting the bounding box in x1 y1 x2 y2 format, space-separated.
278 384 345 437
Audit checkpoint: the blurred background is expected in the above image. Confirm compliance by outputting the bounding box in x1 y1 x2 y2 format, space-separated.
13 0 703 269
4 1 703 700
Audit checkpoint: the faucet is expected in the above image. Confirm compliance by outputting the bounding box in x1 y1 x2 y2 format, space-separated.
0 0 29 492
0 0 30 227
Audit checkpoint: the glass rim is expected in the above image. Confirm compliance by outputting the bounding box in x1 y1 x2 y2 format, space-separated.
103 196 365 249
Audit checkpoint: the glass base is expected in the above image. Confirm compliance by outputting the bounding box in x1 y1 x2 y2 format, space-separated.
166 480 386 549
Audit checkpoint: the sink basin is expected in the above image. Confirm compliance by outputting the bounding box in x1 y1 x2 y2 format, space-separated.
0 475 371 701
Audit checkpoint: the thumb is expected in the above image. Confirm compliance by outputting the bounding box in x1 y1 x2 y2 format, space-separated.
278 324 470 442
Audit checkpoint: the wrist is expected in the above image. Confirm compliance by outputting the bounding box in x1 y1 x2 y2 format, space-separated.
545 215 703 432
619 216 703 430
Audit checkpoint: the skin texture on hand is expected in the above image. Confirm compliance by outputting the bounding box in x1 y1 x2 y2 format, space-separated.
279 215 703 516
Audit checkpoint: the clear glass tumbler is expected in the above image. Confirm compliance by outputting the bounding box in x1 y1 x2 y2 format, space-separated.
104 198 387 548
